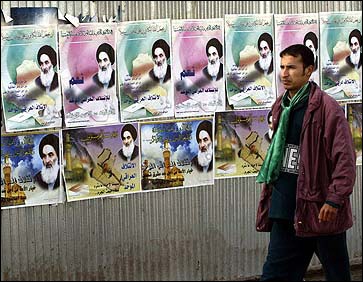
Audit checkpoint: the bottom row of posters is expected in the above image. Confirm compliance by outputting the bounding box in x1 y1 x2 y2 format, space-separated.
1 103 361 209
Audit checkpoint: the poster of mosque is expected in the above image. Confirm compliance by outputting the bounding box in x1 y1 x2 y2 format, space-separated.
62 123 141 202
225 14 276 109
140 117 214 190
347 103 362 165
1 131 65 209
117 19 174 121
1 24 62 132
59 23 120 128
214 109 270 179
274 13 320 96
320 11 362 102
172 19 225 117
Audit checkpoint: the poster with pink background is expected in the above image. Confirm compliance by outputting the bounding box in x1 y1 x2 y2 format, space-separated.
59 23 119 127
172 19 225 117
274 14 320 96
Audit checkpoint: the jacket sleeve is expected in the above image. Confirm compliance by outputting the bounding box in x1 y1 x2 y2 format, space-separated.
323 102 356 205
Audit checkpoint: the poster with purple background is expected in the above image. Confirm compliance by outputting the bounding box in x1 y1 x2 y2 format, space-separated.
274 13 320 96
172 19 225 117
59 23 119 128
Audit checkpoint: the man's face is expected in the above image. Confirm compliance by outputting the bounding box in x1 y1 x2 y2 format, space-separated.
259 40 271 58
207 46 219 65
153 47 166 67
350 36 360 54
198 130 212 152
42 144 58 168
305 39 317 58
39 54 53 74
98 51 111 71
122 131 133 147
280 54 313 96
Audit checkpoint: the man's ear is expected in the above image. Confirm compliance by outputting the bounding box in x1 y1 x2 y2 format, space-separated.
305 65 314 77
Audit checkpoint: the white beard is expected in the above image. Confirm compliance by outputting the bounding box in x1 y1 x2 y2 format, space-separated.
259 53 272 73
197 143 213 169
41 162 59 186
98 65 113 85
350 51 360 68
153 61 168 81
40 68 55 88
207 58 220 79
123 141 135 160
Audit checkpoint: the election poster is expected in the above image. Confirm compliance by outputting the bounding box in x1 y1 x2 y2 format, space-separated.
140 117 214 190
274 13 320 95
117 19 174 121
59 23 120 127
1 24 62 132
347 102 362 165
214 109 270 179
225 14 276 109
320 11 362 102
172 19 225 117
62 123 141 202
1 131 65 209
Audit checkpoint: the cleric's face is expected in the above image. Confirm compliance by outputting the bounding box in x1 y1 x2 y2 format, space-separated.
153 47 166 67
259 40 271 58
39 54 53 74
97 51 111 71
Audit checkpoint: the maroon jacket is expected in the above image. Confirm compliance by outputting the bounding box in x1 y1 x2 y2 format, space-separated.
256 82 356 237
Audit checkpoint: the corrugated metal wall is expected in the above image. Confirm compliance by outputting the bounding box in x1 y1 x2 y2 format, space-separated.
1 1 362 281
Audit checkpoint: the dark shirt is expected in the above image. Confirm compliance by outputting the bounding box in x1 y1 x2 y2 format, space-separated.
254 59 273 75
35 73 59 91
269 97 309 221
191 155 213 172
92 69 115 88
149 65 171 83
118 146 139 162
202 63 223 81
345 54 362 69
33 170 60 190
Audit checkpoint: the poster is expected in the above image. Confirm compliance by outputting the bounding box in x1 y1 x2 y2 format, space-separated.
225 14 276 109
117 19 174 121
172 19 225 117
140 117 214 190
347 103 362 165
1 24 62 132
62 123 141 202
10 7 58 25
59 23 120 127
1 131 65 209
274 13 320 95
320 12 362 102
214 109 270 178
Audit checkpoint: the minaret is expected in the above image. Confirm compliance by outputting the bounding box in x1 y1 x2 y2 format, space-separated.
65 133 72 172
3 155 12 199
163 140 171 180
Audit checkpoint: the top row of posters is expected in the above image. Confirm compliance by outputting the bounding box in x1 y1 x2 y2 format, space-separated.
1 12 362 132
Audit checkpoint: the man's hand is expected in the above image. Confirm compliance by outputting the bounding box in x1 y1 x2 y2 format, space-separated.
318 203 338 223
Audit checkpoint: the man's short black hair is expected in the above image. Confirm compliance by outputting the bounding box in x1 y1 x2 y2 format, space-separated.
121 124 137 141
280 44 315 69
258 32 273 52
39 134 59 159
303 32 318 50
96 43 115 65
152 39 170 59
196 120 212 143
37 45 57 67
206 38 223 58
349 29 362 47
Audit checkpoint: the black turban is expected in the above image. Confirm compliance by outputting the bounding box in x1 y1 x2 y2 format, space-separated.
96 43 115 65
206 38 223 58
258 32 273 52
152 39 170 59
196 120 212 142
37 45 57 67
39 134 59 158
121 124 137 141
